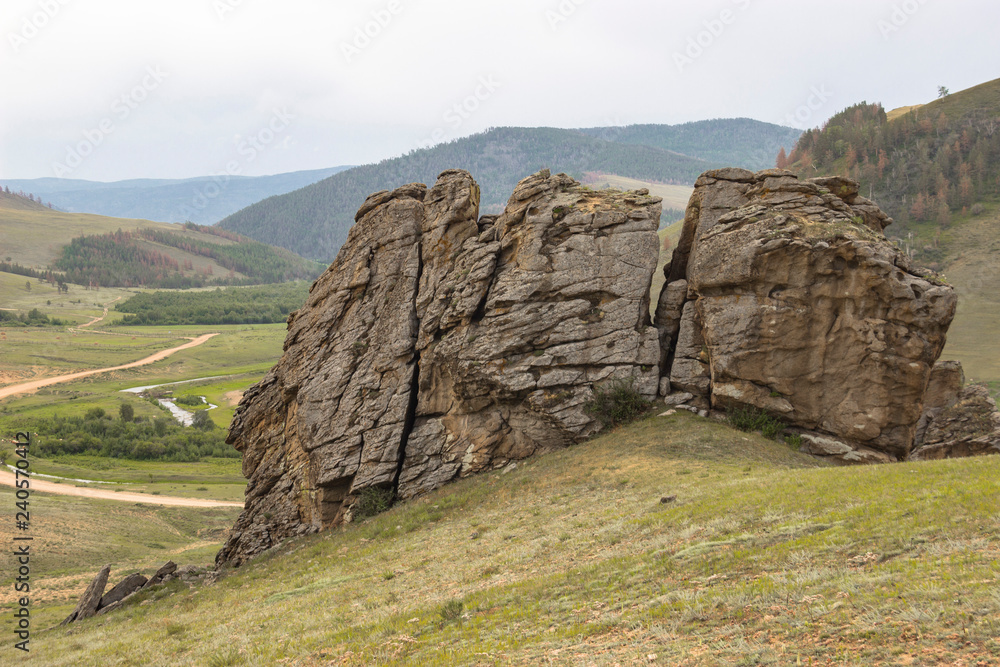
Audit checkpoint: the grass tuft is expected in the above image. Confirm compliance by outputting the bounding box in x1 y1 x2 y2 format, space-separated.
352 486 395 521
726 405 785 439
585 377 652 428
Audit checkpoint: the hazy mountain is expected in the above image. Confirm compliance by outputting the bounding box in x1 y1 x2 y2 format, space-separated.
1 166 352 225
216 125 734 262
577 118 802 170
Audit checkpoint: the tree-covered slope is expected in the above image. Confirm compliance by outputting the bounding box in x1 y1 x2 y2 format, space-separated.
786 77 1000 228
577 118 802 170
217 127 716 262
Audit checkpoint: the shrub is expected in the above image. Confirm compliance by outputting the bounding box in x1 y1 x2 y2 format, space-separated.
174 394 204 407
440 599 464 623
353 486 394 520
727 405 785 439
191 410 214 430
585 377 652 429
970 203 985 216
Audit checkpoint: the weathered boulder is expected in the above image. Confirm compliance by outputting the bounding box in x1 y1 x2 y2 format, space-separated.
914 361 965 447
909 384 1000 460
141 560 178 589
97 573 147 611
61 564 110 625
218 170 662 566
656 169 957 462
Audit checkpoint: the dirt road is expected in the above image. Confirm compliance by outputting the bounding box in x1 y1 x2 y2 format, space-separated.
0 470 243 507
0 331 243 507
72 296 122 330
0 333 219 401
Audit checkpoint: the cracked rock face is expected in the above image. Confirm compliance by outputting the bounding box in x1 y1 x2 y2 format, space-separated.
217 169 662 566
656 168 958 462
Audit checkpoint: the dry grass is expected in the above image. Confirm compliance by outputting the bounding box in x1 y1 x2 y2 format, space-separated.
14 412 1000 665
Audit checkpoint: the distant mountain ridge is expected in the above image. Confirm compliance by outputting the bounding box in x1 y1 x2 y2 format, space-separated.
1 166 352 225
219 120 801 262
577 118 802 170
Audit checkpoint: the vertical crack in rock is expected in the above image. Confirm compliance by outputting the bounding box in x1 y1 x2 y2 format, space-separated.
393 244 423 499
218 169 664 566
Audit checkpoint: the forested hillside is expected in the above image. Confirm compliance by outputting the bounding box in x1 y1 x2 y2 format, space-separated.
218 127 716 261
786 78 1000 229
53 224 324 288
578 118 802 170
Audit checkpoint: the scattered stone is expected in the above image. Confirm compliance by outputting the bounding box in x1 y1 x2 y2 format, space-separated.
97 573 147 611
659 410 677 417
61 564 110 625
663 392 694 406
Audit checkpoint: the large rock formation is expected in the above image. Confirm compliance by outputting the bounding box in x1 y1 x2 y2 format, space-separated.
217 170 662 565
656 168 958 462
219 166 981 567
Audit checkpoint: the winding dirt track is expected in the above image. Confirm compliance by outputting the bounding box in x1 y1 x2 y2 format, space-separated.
0 470 243 507
0 333 219 401
0 332 244 507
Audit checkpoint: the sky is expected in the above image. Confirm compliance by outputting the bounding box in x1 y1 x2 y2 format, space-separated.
1 0 997 182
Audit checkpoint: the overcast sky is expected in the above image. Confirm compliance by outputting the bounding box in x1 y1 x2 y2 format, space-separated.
1 0 997 181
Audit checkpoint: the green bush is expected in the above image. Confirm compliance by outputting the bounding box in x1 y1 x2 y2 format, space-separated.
585 377 652 429
353 486 394 520
174 394 204 407
726 405 785 439
191 411 215 430
440 599 464 623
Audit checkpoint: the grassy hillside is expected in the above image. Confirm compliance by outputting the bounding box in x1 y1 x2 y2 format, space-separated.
0 192 168 269
13 412 1000 665
0 192 324 287
217 127 716 262
577 119 802 170
579 174 693 216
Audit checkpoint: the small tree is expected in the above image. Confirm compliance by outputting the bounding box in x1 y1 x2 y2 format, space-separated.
24 281 30 291
191 410 214 430
775 147 788 169
937 85 950 98
119 402 135 422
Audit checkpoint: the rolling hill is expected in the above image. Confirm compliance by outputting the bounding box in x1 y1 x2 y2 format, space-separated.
0 191 324 288
217 126 726 262
1 166 352 225
577 118 802 170
17 413 1000 665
